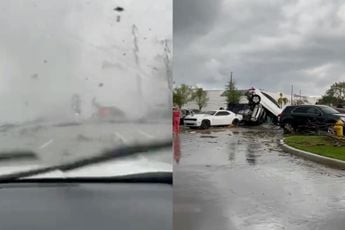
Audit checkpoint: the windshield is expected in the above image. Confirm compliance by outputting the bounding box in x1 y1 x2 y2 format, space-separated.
0 0 172 178
202 111 216 115
319 106 339 114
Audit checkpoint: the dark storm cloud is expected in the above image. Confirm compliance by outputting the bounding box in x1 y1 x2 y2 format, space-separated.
173 0 222 36
174 0 345 96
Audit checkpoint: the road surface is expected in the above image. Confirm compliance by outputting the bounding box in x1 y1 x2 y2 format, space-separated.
0 121 171 167
174 125 345 230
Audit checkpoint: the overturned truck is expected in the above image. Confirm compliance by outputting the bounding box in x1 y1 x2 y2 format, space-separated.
228 88 282 125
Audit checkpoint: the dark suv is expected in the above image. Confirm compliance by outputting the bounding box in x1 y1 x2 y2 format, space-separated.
279 105 345 133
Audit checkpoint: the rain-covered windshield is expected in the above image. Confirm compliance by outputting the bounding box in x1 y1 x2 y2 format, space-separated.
0 0 172 178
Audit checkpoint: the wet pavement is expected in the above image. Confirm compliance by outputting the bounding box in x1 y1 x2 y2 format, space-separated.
0 121 171 166
174 125 345 230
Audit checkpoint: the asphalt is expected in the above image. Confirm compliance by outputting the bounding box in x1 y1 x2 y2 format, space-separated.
174 125 345 230
0 121 171 166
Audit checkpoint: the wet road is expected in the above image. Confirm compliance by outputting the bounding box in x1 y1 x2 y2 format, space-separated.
0 121 171 165
174 125 345 230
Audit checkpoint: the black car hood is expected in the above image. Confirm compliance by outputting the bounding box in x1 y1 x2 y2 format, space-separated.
333 113 345 119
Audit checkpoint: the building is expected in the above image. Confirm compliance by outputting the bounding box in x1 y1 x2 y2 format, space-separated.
184 90 227 111
184 89 321 111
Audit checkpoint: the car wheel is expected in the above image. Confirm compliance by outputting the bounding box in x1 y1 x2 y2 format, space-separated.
232 119 239 126
252 95 261 104
283 122 294 134
201 120 210 129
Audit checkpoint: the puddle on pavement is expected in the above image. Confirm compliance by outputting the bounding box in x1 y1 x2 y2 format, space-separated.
176 125 345 230
200 135 217 138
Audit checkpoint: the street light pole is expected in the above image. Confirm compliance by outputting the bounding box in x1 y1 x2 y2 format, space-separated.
291 85 294 105
230 72 233 103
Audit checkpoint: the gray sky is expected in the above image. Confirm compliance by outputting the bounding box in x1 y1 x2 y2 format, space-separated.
174 0 345 96
0 0 172 123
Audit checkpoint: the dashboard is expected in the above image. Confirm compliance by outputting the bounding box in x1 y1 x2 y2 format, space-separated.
0 182 172 230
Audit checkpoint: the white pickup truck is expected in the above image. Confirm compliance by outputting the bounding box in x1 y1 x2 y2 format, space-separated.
183 110 243 129
243 88 282 124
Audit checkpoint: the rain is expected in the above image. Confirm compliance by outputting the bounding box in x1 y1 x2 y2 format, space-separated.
0 0 172 168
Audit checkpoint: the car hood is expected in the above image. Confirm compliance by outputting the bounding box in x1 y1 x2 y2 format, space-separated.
334 113 345 117
334 114 345 120
184 114 210 119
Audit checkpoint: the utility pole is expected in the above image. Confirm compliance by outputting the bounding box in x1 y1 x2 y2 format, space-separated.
291 85 294 105
230 72 233 103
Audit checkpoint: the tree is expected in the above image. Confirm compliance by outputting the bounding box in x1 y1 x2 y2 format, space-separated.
173 84 193 108
319 82 345 106
294 99 304 105
277 93 289 108
192 88 209 111
224 78 241 104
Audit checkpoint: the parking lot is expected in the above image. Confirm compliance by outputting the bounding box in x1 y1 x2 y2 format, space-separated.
0 121 171 165
174 125 345 230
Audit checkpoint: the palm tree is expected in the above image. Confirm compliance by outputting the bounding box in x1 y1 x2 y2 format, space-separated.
277 93 289 108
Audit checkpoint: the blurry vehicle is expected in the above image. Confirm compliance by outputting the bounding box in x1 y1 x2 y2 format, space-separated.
179 109 199 125
183 110 242 129
279 105 345 133
91 98 127 122
238 88 282 125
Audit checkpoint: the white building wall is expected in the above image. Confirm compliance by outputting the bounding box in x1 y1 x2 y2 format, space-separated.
183 89 321 111
184 90 227 111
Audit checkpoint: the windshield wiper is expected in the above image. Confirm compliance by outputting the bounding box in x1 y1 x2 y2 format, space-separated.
0 140 171 184
3 172 172 184
0 151 37 161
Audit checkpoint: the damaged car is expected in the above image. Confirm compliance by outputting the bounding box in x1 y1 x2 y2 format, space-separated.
228 88 282 125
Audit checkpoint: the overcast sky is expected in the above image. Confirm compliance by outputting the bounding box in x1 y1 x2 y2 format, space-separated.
174 0 345 96
0 0 171 123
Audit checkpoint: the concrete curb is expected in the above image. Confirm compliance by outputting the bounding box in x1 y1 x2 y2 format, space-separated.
280 139 345 170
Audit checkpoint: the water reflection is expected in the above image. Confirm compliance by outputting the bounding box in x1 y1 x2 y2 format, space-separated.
228 141 236 161
173 133 181 164
246 152 256 165
246 143 258 165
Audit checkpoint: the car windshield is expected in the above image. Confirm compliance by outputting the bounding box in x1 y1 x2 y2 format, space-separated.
0 0 172 178
320 106 339 114
202 111 216 115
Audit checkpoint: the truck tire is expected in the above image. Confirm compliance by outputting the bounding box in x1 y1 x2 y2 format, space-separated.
252 95 261 104
201 120 210 129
